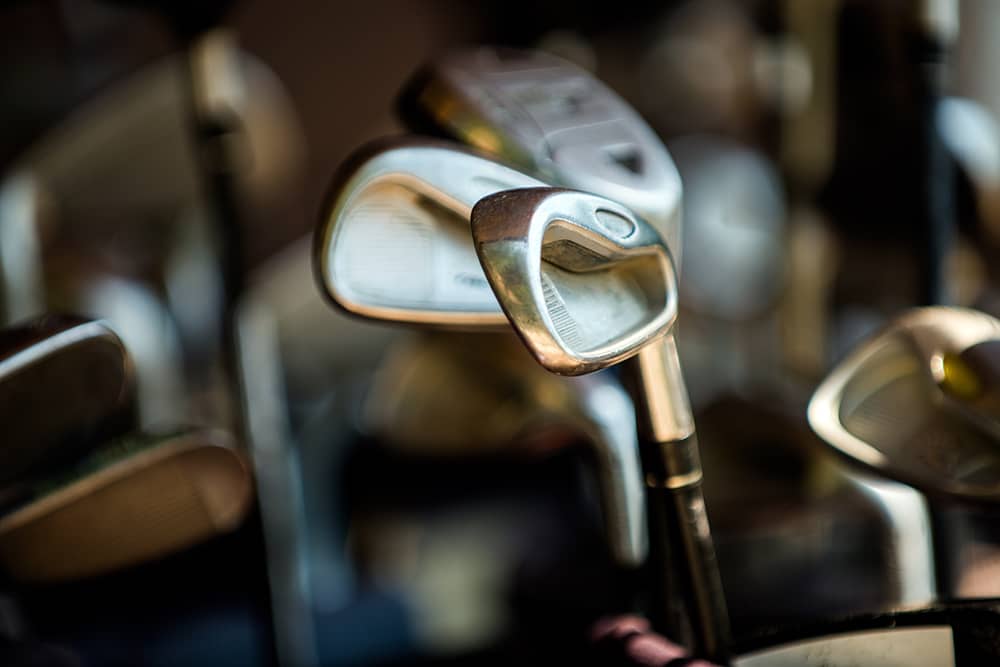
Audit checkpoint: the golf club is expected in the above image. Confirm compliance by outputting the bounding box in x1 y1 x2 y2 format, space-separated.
472 186 729 661
313 137 648 569
0 314 134 488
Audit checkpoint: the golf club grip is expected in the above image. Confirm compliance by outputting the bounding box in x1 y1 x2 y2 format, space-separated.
645 433 731 665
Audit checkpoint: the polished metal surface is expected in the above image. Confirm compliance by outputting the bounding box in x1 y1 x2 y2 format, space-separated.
471 186 729 662
399 47 683 269
314 137 547 328
809 307 1000 601
809 306 1000 501
472 187 677 375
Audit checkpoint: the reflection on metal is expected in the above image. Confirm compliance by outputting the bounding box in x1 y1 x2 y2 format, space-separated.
314 137 545 328
809 307 1000 501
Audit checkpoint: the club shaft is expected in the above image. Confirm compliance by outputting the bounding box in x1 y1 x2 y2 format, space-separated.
631 336 731 664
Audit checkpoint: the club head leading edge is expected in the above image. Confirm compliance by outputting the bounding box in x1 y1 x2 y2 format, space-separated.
313 144 650 568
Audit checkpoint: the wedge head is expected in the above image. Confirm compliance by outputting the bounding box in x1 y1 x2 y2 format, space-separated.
809 307 1000 502
314 136 547 329
472 187 678 375
398 47 683 267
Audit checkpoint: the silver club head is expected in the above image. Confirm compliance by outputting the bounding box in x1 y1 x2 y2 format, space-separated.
313 137 546 328
472 187 679 375
0 314 134 486
809 307 1000 502
398 47 683 266
0 428 253 582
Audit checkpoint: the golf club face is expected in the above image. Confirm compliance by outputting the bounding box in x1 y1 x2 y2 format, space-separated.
398 47 683 266
313 137 547 329
0 314 135 486
0 428 252 582
472 187 678 375
809 307 1000 502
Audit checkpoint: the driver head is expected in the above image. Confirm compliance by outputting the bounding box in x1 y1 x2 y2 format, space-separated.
808 307 1000 502
471 187 679 375
398 47 683 267
313 137 546 328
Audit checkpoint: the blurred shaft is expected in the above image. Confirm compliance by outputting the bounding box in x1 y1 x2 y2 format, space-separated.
630 338 731 664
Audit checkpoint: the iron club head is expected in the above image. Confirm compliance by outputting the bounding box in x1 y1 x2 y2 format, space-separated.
471 187 679 375
313 143 649 568
313 136 546 329
398 47 683 267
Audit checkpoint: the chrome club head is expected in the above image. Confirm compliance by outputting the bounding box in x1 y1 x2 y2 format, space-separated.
0 428 252 582
809 307 1000 502
313 137 546 328
398 47 683 267
471 187 679 375
472 186 730 661
0 314 134 486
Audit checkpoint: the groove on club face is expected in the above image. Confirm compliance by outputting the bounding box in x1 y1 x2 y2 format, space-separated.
472 187 677 375
313 137 547 328
809 307 1000 502
0 315 134 486
397 47 683 267
0 429 252 582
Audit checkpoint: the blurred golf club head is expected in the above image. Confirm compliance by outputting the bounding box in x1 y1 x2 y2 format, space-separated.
809 306 1000 502
0 428 252 582
398 46 683 270
0 40 304 365
365 331 647 566
313 136 546 328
